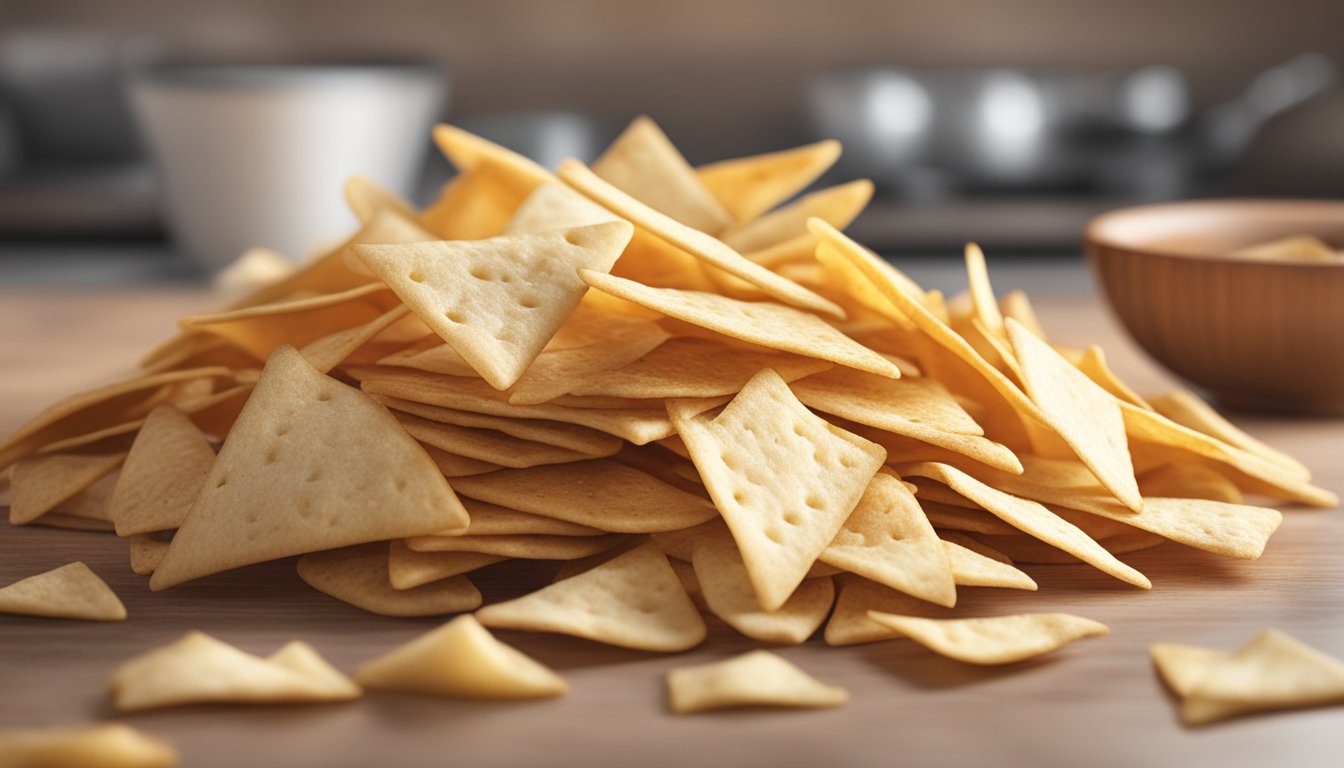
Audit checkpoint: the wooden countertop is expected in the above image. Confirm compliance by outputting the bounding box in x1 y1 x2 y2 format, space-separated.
2 288 1342 768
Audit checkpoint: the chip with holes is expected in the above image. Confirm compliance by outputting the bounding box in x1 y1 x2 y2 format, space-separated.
666 650 848 714
353 221 633 390
671 368 886 611
150 346 469 590
475 543 706 651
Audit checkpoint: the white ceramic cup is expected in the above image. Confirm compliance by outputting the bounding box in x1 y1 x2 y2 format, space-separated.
130 63 446 270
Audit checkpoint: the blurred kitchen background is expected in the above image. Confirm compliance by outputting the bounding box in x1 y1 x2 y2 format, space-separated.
1 0 1342 286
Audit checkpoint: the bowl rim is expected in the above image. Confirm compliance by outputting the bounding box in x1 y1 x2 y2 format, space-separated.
1084 198 1344 269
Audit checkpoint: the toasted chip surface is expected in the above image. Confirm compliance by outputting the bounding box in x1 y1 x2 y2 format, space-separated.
697 139 841 223
666 650 848 714
151 346 470 590
357 615 568 699
672 369 885 611
109 405 214 537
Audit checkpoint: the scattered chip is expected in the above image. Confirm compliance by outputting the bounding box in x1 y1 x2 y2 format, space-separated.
356 615 568 700
475 543 706 651
297 543 482 617
666 650 848 714
0 723 179 768
108 631 360 711
0 561 125 621
866 612 1109 664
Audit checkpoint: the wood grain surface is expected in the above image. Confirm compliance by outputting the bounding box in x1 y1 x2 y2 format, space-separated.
2 288 1342 768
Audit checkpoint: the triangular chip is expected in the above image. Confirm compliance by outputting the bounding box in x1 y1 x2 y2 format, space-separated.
692 525 834 643
475 543 706 651
820 474 957 607
720 180 873 254
1006 318 1142 511
129 534 170 576
592 116 733 233
666 650 848 714
559 159 844 318
824 575 955 646
9 451 124 525
344 174 416 225
1138 463 1243 504
895 462 1150 588
506 316 673 405
353 221 633 389
580 271 899 378
356 615 568 699
448 459 718 533
150 346 469 590
1074 345 1151 409
109 405 215 537
866 612 1109 665
943 539 1038 591
505 181 622 234
108 631 360 711
388 540 505 590
670 368 886 611
1179 629 1344 726
432 123 552 189
0 561 126 621
1075 497 1281 560
1151 642 1231 699
418 160 533 241
297 305 413 373
297 543 482 617
696 139 841 223
1149 389 1308 479
0 724 179 768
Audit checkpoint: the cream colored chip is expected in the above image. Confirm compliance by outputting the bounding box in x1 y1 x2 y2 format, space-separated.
506 316 672 404
297 543 482 617
150 346 470 590
505 181 622 234
9 451 125 526
941 539 1039 591
670 368 886 611
895 462 1151 589
297 305 412 373
592 116 733 234
353 221 633 390
720 180 873 255
667 650 848 714
580 270 898 378
432 123 552 189
109 405 214 537
964 243 1005 338
0 723 179 768
0 561 126 621
475 543 706 652
108 632 360 712
1006 318 1142 511
1138 463 1243 504
559 159 845 318
1073 345 1150 409
867 612 1109 665
357 615 568 700
388 540 505 590
697 139 842 224
692 527 835 644
820 474 956 607
1076 497 1281 560
449 459 718 534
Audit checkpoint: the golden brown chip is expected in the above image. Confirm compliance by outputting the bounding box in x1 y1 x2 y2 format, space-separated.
697 139 841 223
720 180 873 254
297 543 482 617
0 561 126 621
388 540 505 590
109 405 214 537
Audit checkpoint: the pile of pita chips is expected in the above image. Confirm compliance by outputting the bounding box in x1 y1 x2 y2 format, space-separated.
1152 630 1344 726
1 117 1335 722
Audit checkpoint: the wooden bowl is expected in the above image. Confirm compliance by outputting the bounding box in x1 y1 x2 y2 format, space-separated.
1085 199 1344 417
